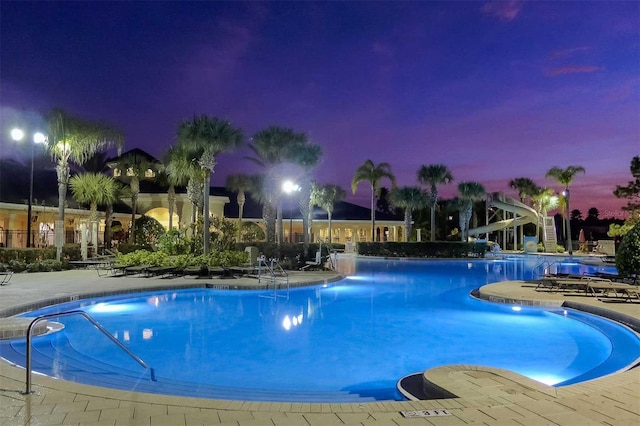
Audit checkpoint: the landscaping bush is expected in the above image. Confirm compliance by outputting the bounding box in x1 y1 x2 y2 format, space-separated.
133 215 165 248
157 230 190 255
356 241 487 258
616 223 640 278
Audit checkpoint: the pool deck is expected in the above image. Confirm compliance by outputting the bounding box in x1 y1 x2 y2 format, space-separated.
0 266 639 425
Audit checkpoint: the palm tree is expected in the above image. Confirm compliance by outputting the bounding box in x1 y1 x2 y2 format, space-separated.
457 181 486 241
46 108 123 259
389 186 429 242
531 187 558 241
546 165 586 254
226 174 253 242
246 126 307 243
159 146 190 231
352 160 396 242
290 142 322 247
112 149 159 243
104 182 128 251
508 177 539 204
312 183 346 243
417 164 453 241
69 172 120 252
177 116 243 254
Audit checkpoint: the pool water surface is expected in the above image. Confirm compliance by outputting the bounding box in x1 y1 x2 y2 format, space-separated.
2 256 638 402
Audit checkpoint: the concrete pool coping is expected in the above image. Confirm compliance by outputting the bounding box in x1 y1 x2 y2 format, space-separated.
1 266 639 425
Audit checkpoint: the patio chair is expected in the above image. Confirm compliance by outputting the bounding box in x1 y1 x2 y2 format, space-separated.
301 250 324 270
0 271 14 286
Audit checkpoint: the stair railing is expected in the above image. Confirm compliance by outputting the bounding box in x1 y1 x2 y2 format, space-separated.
23 310 155 395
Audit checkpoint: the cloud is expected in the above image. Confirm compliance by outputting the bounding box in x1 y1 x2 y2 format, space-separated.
481 1 524 22
546 65 601 76
549 46 591 59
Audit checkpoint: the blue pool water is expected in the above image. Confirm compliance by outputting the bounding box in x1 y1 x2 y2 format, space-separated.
2 256 638 402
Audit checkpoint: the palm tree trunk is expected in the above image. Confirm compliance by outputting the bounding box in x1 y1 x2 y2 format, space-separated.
104 203 113 250
237 191 245 243
299 178 311 248
370 185 376 242
56 162 69 260
168 185 176 231
430 202 437 242
129 194 137 244
276 201 283 245
404 210 411 242
565 188 573 254
203 172 211 255
328 211 333 243
263 203 276 243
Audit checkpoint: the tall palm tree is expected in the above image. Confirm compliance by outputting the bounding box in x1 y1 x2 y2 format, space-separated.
246 174 275 242
113 150 158 243
312 183 346 243
389 186 429 242
104 182 128 251
226 174 253 242
352 160 396 242
177 116 243 254
46 108 123 259
417 164 453 241
508 177 539 204
290 142 322 246
246 126 307 243
159 146 190 231
457 181 486 241
69 172 120 251
546 165 586 254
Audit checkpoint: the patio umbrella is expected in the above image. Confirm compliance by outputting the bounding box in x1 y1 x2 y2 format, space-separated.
578 229 586 252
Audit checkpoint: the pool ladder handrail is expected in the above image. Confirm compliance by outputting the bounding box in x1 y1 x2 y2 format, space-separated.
532 260 561 279
23 309 156 395
257 256 289 299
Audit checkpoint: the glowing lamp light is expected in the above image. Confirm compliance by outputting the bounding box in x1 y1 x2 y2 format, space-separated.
10 128 24 141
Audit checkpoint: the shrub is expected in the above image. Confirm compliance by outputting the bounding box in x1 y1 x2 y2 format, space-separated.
157 230 190 255
356 241 487 258
134 216 166 248
616 224 640 278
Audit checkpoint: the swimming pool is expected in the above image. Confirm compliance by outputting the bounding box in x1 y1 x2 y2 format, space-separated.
2 256 639 402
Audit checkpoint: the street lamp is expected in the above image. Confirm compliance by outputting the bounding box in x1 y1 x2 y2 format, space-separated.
11 129 47 248
282 180 300 243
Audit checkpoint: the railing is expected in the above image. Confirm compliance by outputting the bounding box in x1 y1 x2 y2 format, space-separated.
257 256 289 299
23 310 155 394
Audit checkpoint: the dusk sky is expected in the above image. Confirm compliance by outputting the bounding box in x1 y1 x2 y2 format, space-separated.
1 1 638 218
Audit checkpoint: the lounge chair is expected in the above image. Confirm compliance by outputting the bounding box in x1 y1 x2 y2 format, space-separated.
0 271 14 286
301 250 324 270
588 282 640 300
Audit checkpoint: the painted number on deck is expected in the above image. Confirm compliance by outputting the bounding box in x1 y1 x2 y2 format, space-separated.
400 409 451 418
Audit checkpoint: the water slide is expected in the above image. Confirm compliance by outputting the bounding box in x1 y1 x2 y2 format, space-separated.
468 193 539 237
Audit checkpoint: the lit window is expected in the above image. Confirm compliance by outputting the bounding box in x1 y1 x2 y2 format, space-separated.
144 169 155 178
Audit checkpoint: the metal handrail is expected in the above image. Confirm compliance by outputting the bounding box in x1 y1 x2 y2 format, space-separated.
23 309 155 394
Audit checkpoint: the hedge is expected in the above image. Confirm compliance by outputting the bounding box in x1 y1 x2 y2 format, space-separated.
356 241 488 258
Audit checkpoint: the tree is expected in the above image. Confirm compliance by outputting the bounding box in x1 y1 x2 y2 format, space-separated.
352 160 396 242
616 224 640 278
68 172 120 250
614 156 640 217
246 126 307 243
570 209 583 221
508 177 538 204
457 181 486 241
417 164 454 241
46 108 123 259
177 116 243 254
226 174 253 242
531 187 558 241
289 141 323 247
112 149 159 243
311 183 346 243
586 207 600 223
389 186 429 242
546 165 586 254
157 146 190 231
376 187 394 215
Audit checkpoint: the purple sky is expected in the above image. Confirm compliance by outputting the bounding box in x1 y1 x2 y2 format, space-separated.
1 1 638 218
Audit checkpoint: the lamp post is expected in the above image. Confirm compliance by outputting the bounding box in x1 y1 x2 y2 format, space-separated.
11 129 47 248
282 180 300 243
